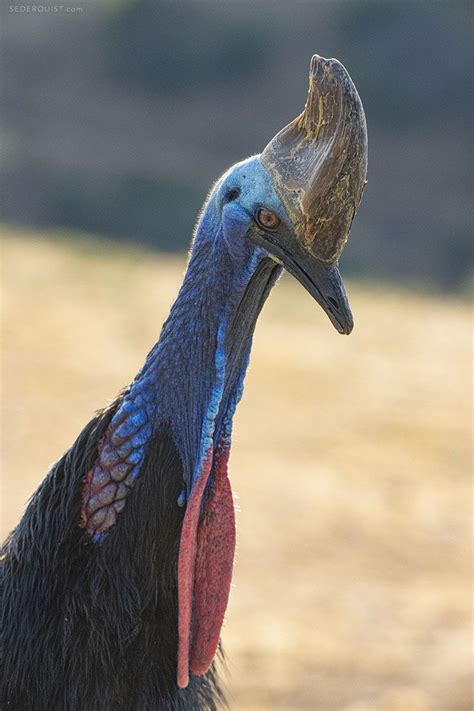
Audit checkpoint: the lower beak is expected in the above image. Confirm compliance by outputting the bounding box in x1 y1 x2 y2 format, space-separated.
283 257 354 335
250 229 353 334
282 253 353 334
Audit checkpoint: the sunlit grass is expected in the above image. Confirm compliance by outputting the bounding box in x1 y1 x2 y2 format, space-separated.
1 227 471 710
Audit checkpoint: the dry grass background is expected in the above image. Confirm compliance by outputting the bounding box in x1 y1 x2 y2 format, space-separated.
1 228 472 710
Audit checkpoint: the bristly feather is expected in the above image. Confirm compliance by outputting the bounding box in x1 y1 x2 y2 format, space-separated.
1 401 226 710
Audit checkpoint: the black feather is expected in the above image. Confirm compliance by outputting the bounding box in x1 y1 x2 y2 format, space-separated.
1 399 226 710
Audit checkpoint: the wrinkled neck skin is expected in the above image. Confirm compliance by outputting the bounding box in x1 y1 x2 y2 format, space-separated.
122 187 281 502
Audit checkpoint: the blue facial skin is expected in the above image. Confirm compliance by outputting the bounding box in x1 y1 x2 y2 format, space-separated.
88 156 291 538
216 156 290 260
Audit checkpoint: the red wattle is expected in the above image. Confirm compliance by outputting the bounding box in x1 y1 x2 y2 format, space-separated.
177 448 213 689
190 445 235 676
176 443 236 688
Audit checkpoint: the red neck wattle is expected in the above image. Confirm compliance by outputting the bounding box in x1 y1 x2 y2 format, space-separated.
177 442 235 688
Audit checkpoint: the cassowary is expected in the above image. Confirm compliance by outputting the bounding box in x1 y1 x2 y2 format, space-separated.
1 56 367 710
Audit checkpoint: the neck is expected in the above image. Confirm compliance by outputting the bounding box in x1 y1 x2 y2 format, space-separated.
81 193 281 538
138 196 281 497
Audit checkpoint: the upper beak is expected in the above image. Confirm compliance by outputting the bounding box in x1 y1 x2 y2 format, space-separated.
259 54 367 334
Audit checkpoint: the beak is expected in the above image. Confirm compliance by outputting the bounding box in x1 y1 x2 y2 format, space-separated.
283 254 353 335
251 228 353 334
259 54 367 334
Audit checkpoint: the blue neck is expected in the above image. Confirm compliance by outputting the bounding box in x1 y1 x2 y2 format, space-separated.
115 193 279 499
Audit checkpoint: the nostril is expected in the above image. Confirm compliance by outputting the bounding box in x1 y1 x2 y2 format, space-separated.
327 296 340 311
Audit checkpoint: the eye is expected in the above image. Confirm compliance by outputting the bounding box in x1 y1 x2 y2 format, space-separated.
255 208 280 231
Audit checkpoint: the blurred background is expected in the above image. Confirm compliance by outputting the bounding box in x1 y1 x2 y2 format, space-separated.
1 1 472 710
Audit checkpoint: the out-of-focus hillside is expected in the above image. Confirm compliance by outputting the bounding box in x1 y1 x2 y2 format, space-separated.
1 0 472 289
1 229 472 710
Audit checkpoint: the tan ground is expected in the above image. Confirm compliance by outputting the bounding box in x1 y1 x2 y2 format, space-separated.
1 228 472 710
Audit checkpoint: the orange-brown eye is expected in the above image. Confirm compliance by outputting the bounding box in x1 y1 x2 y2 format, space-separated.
255 208 280 230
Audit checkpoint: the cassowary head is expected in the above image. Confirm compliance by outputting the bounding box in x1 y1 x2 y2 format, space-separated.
194 54 367 334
